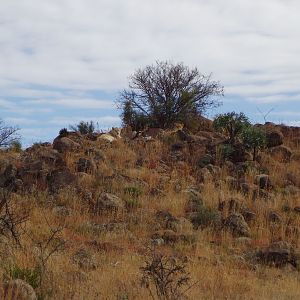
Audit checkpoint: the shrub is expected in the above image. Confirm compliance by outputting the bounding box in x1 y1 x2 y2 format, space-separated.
119 61 223 130
9 140 22 152
124 186 143 198
6 265 41 289
213 112 250 144
59 128 68 136
69 121 95 134
241 126 266 161
141 250 192 300
190 205 221 229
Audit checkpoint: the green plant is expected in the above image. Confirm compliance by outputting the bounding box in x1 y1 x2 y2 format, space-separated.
241 126 266 161
213 112 250 144
189 204 221 229
217 143 234 161
6 265 41 289
59 128 68 136
69 120 95 134
9 140 22 152
124 186 142 198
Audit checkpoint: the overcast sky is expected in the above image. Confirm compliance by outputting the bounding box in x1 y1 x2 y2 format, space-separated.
1 0 300 146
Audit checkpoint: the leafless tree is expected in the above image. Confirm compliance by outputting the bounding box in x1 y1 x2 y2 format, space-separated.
0 119 20 148
119 61 223 130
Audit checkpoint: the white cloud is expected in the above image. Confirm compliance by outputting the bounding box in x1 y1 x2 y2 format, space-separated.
1 0 300 96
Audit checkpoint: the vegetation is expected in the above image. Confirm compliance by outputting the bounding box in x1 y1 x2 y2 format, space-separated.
119 61 223 130
213 112 250 144
0 119 20 148
241 126 267 161
69 120 96 134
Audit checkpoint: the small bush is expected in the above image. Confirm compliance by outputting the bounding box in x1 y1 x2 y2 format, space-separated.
141 250 193 300
190 205 221 229
124 186 142 198
6 265 41 289
9 140 22 152
59 128 68 136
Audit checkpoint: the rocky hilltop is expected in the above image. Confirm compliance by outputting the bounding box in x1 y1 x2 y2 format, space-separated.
0 121 300 299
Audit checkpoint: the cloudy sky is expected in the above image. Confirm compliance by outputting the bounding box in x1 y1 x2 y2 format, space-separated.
1 0 300 146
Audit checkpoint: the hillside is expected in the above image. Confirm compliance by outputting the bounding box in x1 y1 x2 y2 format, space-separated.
0 121 300 299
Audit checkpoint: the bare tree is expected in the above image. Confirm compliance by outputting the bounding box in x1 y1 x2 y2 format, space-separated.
0 119 20 148
119 61 223 129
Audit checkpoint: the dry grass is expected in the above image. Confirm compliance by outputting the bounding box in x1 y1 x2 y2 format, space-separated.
0 134 300 299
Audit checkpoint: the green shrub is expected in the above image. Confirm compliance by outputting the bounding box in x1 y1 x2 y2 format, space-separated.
241 126 266 161
6 265 41 289
213 112 250 144
69 121 95 134
190 205 221 229
9 140 22 152
124 186 142 198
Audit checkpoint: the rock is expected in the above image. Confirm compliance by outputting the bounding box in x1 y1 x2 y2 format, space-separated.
92 193 124 214
2 279 37 300
224 213 251 237
0 164 17 188
269 145 292 163
72 248 97 271
294 206 300 213
198 154 214 168
77 158 97 173
255 174 272 190
86 222 127 234
241 210 256 222
47 168 77 192
266 130 284 148
268 212 282 223
53 137 80 153
255 241 299 268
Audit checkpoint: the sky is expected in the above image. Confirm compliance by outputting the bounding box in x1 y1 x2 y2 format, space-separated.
1 0 300 147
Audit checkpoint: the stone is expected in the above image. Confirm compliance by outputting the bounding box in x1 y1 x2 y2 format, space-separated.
268 211 282 223
53 137 80 153
255 174 272 190
47 168 77 192
255 241 299 268
224 213 251 237
92 193 124 214
77 158 97 173
266 130 284 148
241 210 256 222
2 279 37 300
269 145 292 163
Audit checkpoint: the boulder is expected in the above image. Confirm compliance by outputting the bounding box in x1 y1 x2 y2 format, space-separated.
269 145 292 163
76 158 97 173
224 213 251 237
2 279 37 300
255 241 300 268
92 193 124 214
266 130 284 148
53 137 80 153
255 174 272 190
47 168 77 192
